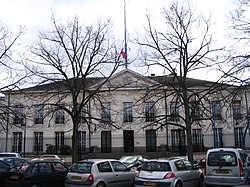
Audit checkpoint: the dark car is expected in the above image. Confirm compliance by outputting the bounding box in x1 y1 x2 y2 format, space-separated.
0 160 11 186
5 159 69 187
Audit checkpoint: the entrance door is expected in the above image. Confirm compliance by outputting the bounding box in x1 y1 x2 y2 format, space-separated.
123 130 134 153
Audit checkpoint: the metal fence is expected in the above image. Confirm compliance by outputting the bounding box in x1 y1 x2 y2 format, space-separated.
0 133 249 159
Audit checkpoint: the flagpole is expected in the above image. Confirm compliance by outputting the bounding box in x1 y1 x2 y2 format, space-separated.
124 0 128 69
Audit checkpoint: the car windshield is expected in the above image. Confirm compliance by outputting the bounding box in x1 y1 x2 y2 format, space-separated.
141 161 171 171
120 156 138 164
208 151 237 166
70 162 92 173
11 161 30 172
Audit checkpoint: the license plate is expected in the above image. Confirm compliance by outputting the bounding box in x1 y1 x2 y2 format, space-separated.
71 176 82 180
144 182 156 186
10 175 19 180
217 169 230 174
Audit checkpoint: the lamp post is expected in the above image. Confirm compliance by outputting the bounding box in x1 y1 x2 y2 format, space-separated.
21 115 26 158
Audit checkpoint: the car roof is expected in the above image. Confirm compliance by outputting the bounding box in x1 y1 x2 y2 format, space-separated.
77 159 119 164
207 147 244 152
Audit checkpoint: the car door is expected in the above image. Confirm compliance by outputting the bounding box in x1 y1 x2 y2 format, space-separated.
51 162 69 187
174 159 193 187
96 161 118 187
183 159 201 186
35 162 55 187
110 161 135 187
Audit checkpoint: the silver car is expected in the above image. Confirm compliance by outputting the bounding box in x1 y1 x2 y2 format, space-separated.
204 148 250 186
134 158 203 187
65 159 136 187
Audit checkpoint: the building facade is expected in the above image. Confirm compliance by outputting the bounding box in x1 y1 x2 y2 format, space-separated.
0 69 249 159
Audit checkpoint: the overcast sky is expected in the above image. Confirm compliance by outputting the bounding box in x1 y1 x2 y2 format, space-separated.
0 0 237 80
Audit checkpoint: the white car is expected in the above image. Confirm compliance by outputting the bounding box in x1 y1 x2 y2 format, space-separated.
65 159 136 187
39 154 65 163
0 152 21 157
134 158 203 187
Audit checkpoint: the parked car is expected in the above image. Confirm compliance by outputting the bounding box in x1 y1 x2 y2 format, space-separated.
119 155 148 169
39 154 65 163
204 147 250 186
0 157 27 167
0 152 21 158
168 156 199 168
0 160 12 186
5 159 69 187
65 159 136 187
134 157 203 187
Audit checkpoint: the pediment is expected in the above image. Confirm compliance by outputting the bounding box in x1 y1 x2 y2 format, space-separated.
89 69 159 90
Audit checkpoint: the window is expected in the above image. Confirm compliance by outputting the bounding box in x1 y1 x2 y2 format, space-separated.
78 131 86 153
123 102 133 122
101 102 111 122
145 101 155 122
169 102 180 121
14 105 24 124
146 130 156 152
39 162 52 173
80 106 88 123
214 128 223 148
55 107 65 124
171 129 185 150
232 100 242 120
101 131 111 153
174 160 186 171
55 132 64 153
34 132 43 153
191 101 201 119
212 101 222 120
34 105 44 124
111 161 127 171
13 132 22 153
234 127 243 148
192 129 203 146
97 161 112 172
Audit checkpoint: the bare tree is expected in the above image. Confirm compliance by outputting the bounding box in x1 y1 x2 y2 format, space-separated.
24 15 123 162
0 22 24 136
135 2 226 162
225 0 250 85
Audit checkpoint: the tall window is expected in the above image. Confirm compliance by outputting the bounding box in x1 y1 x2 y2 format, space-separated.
101 131 111 153
13 132 22 153
55 132 64 153
214 128 223 148
146 130 156 152
191 101 201 119
80 106 88 123
78 131 86 154
55 107 65 124
101 102 111 122
212 101 222 120
123 102 133 122
34 132 43 153
169 102 180 121
232 100 242 120
145 101 155 122
234 127 243 148
34 105 44 124
14 105 24 124
192 129 203 146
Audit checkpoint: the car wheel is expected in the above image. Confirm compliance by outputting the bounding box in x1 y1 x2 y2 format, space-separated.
96 182 106 187
175 181 182 187
197 176 204 187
